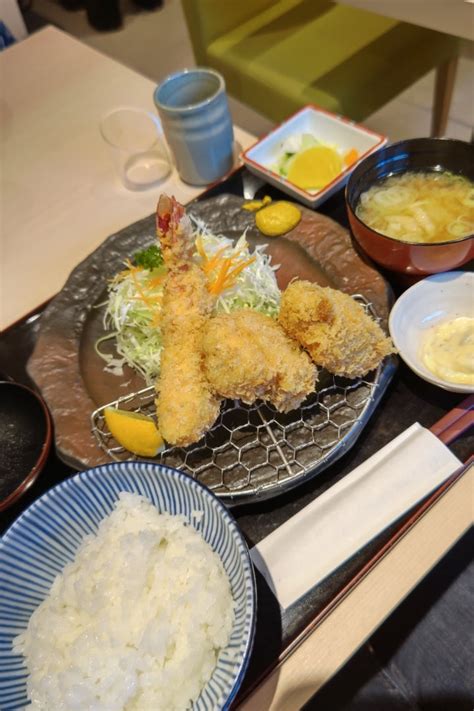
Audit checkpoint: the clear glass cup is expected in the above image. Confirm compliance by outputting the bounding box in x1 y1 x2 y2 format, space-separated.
100 107 171 191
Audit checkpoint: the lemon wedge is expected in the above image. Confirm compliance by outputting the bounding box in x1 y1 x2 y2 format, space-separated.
104 408 163 457
287 145 343 190
255 201 301 236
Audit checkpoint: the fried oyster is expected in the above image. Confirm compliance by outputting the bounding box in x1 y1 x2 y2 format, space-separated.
203 309 317 412
279 280 394 378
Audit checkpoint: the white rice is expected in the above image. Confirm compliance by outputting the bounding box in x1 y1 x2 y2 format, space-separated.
14 492 235 711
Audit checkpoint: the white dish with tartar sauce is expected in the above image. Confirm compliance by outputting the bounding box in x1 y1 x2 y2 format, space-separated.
389 271 474 393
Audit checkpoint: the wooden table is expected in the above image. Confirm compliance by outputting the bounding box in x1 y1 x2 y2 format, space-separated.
0 26 256 331
337 0 474 42
0 25 472 711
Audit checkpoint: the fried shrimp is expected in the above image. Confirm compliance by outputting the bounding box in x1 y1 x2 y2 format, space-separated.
156 194 195 267
279 280 394 378
155 195 221 446
203 310 317 412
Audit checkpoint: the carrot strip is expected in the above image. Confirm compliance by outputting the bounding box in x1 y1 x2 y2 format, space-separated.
147 275 166 289
344 148 359 166
204 246 228 273
228 256 256 278
130 269 157 310
196 237 256 295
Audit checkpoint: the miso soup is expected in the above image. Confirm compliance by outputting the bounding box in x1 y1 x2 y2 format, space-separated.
356 171 474 243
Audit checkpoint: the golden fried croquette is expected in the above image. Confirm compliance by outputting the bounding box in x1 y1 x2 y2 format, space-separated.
203 310 317 412
279 280 394 378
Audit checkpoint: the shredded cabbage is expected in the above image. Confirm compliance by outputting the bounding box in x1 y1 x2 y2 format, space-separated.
97 266 165 383
96 221 280 384
192 217 281 318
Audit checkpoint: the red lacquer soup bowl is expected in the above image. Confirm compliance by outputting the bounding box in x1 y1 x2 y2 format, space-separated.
345 138 474 276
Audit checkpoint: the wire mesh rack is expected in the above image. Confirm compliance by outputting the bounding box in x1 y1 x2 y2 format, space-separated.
90 297 396 505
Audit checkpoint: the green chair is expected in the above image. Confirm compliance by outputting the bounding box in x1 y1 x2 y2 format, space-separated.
181 0 459 136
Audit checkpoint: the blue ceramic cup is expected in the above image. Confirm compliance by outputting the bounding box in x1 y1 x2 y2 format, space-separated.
154 68 234 186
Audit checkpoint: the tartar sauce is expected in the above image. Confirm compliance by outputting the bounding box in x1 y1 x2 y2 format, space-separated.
421 317 474 385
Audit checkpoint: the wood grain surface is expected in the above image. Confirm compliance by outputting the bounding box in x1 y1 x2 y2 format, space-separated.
0 27 255 330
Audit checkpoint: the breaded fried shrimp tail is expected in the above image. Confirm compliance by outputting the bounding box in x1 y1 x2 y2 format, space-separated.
155 194 221 446
279 280 394 378
156 194 195 267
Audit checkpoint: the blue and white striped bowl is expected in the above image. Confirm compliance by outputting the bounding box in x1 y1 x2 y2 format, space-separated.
0 462 256 710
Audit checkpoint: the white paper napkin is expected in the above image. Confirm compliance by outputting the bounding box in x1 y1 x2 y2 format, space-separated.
250 423 461 610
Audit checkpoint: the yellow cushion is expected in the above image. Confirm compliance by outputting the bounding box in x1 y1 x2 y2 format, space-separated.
202 0 458 122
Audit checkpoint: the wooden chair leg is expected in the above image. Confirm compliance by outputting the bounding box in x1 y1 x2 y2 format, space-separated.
431 56 458 137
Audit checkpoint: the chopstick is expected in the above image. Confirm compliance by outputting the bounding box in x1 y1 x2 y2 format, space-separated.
430 394 474 445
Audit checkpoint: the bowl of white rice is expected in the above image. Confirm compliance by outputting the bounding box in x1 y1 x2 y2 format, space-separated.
0 462 256 711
